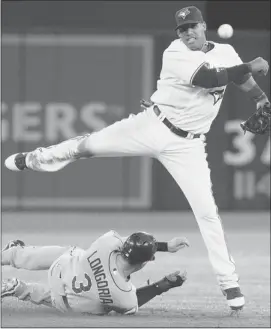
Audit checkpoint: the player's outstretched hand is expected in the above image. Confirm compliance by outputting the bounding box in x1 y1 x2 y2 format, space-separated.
256 96 270 111
248 57 269 76
166 270 187 284
167 237 189 253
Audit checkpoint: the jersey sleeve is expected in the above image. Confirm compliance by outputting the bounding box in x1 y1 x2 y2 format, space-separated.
162 48 207 85
224 44 243 66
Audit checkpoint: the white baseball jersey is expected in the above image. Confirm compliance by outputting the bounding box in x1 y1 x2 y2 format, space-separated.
49 231 138 315
151 39 243 134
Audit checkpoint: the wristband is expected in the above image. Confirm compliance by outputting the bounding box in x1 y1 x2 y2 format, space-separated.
247 85 267 103
157 242 168 252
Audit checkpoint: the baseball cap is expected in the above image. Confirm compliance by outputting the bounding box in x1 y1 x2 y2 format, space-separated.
175 6 204 30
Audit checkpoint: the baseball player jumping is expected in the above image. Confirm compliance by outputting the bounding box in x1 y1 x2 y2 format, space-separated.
2 232 188 315
5 6 270 311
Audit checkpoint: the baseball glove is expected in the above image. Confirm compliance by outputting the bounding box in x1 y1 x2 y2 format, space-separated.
240 102 271 135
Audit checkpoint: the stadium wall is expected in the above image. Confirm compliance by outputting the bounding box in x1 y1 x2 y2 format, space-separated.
1 1 270 211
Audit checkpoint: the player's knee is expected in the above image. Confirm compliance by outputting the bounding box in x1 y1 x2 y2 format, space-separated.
200 214 220 223
194 208 219 222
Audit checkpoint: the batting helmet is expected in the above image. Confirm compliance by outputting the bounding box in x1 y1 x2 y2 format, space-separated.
121 232 158 264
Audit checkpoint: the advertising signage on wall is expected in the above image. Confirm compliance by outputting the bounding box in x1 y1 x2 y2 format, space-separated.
1 34 154 209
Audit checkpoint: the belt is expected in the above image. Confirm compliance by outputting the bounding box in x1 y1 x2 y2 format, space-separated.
153 106 201 139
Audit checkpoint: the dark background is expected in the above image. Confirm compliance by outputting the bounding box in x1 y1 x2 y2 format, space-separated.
2 1 270 31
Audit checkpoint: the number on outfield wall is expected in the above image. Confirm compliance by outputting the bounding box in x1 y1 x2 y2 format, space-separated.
224 120 269 166
224 120 255 166
234 171 270 199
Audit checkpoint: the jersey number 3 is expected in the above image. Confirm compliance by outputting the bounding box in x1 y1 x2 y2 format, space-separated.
72 274 92 294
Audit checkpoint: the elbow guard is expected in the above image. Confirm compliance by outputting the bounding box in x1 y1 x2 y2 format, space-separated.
192 63 251 88
156 242 168 252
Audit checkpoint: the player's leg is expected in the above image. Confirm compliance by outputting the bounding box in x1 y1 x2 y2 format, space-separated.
5 110 160 172
2 241 70 270
158 138 244 310
1 278 52 307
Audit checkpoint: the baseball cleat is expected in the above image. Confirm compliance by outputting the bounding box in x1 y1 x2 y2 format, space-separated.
223 287 245 311
2 240 25 252
1 278 20 298
5 153 28 171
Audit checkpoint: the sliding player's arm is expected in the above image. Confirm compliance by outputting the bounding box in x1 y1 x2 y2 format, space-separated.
157 237 189 253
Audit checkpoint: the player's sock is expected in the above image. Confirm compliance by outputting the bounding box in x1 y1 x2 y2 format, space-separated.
136 272 186 307
25 135 91 172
